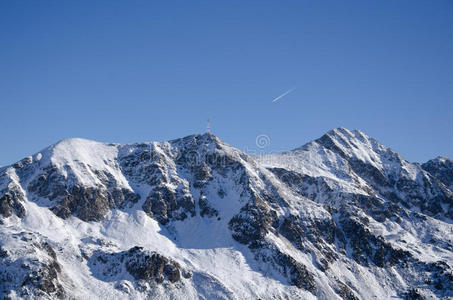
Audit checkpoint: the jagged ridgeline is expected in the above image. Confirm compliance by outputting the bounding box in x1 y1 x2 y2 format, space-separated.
1 128 452 299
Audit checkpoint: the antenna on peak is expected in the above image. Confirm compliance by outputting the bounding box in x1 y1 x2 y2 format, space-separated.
206 119 211 134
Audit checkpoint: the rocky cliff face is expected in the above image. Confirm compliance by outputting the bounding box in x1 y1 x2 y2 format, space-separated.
0 231 65 299
0 129 452 299
422 156 453 191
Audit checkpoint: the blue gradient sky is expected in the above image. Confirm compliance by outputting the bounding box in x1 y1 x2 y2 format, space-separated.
1 0 452 165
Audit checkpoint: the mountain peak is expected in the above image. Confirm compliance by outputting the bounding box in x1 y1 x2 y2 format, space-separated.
46 137 119 169
326 127 370 142
429 156 453 164
422 155 453 190
318 127 396 161
328 126 354 136
169 132 227 153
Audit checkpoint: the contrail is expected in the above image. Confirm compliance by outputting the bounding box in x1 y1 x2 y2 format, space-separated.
271 88 296 103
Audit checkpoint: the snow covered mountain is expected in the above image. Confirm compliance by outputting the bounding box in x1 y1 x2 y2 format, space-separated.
1 128 452 299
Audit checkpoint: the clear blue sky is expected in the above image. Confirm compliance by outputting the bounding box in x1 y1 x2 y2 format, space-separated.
1 0 452 166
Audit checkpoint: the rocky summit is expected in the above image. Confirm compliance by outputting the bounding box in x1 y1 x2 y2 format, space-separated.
1 128 452 299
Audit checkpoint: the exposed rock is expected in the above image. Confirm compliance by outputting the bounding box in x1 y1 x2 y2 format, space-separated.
228 193 319 292
198 195 218 218
335 280 359 300
229 200 277 249
89 246 185 285
20 260 65 298
193 163 212 188
420 260 453 296
0 233 65 299
0 192 25 218
50 185 139 221
142 184 194 225
0 246 8 258
278 214 337 270
422 157 453 190
405 288 425 300
27 166 67 201
271 249 316 292
337 211 411 267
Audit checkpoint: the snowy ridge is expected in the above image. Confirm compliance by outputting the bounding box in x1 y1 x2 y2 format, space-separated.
47 138 130 189
1 129 453 299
